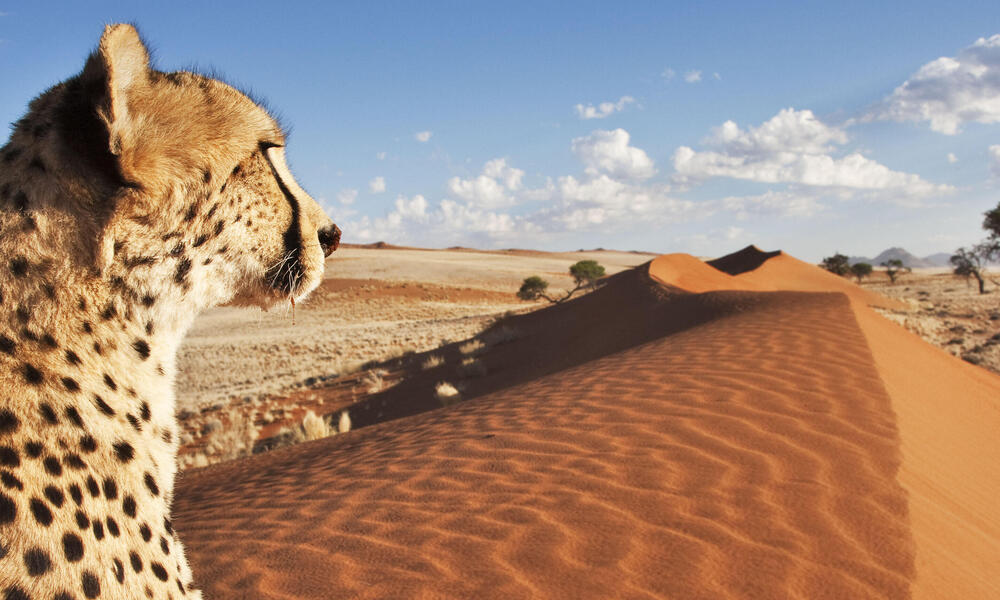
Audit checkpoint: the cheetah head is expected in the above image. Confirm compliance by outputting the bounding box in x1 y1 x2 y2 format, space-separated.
37 24 338 312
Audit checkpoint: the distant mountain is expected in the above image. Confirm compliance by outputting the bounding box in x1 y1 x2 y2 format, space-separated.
847 247 944 268
922 253 952 267
872 247 935 268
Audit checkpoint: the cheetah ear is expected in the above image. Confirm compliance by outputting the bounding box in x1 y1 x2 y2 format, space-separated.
84 24 150 158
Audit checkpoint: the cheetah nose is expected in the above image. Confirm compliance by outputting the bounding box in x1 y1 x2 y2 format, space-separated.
318 224 341 257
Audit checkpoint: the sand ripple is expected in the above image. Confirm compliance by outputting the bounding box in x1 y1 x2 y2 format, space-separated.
175 291 913 599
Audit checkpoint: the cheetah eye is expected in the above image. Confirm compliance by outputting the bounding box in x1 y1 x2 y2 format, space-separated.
258 141 283 152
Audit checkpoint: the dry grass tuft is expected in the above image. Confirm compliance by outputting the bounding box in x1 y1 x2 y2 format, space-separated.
480 324 522 347
300 410 333 442
338 410 352 434
459 339 486 356
459 357 488 378
363 369 387 394
435 381 461 406
422 354 445 370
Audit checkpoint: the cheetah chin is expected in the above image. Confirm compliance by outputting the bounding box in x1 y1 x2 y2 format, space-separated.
0 24 338 599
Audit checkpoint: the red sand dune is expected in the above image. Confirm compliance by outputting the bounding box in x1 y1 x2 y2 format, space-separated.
173 247 999 599
648 253 769 293
736 251 904 309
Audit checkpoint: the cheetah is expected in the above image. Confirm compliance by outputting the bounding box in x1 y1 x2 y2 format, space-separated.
0 24 340 599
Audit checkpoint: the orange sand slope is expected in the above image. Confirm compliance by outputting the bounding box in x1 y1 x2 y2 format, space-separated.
176 292 912 599
654 245 1000 599
648 252 768 293
173 247 999 599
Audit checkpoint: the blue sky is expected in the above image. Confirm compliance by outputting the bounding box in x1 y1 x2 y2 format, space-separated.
2 2 1000 260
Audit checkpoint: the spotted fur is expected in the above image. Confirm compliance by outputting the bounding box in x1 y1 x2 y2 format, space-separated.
0 24 339 599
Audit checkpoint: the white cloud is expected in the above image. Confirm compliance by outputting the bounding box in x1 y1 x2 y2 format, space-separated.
415 131 432 143
446 158 524 209
482 158 524 189
336 188 358 205
947 152 959 163
707 107 847 154
673 108 951 199
989 145 1000 177
544 174 701 230
376 151 387 160
393 195 428 220
368 176 386 193
346 195 524 244
345 128 738 246
574 96 635 120
724 226 744 240
869 34 1000 134
713 72 721 81
684 70 702 83
662 67 676 80
722 190 826 219
571 129 656 180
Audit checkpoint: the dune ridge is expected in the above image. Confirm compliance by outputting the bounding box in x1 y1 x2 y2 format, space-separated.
174 253 927 598
665 246 1000 599
706 244 783 276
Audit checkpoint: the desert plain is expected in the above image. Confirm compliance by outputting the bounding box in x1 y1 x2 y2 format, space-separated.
166 243 1000 599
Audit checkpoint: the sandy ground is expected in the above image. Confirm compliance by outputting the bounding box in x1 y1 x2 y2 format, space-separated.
173 246 1000 599
176 248 654 412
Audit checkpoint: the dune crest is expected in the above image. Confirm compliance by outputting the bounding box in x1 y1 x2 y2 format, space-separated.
648 252 770 293
707 244 783 275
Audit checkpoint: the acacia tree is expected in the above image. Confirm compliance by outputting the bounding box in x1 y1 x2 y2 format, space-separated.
850 262 873 283
518 260 606 304
880 259 910 284
517 276 554 302
569 260 606 287
984 204 1000 261
951 244 990 294
820 253 850 277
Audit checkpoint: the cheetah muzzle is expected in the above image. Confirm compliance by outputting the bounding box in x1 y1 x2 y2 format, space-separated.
0 24 337 599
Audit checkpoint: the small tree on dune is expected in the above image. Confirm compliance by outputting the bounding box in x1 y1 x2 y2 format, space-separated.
880 259 910 284
518 260 606 304
820 253 851 277
984 204 1000 262
950 244 990 294
569 260 606 288
517 276 553 302
850 262 873 283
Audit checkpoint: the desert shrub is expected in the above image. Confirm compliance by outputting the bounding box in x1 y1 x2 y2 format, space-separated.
850 262 873 283
951 245 990 294
519 260 607 304
881 258 910 284
569 260 606 286
517 276 550 301
820 253 850 276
